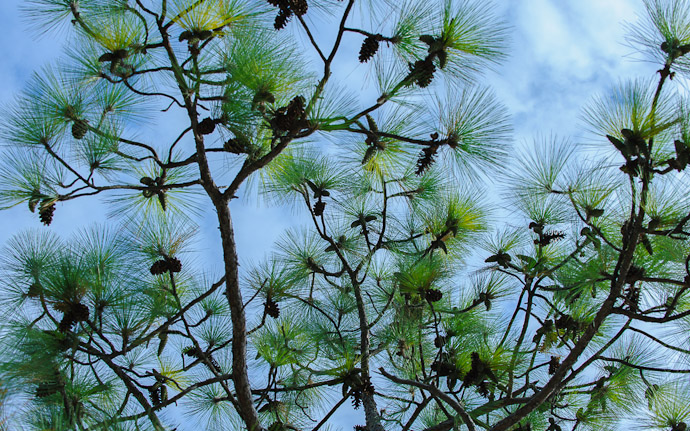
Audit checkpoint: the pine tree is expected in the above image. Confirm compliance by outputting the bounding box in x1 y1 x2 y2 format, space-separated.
0 1 690 430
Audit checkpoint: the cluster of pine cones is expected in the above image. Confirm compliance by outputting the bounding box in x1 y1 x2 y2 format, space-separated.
150 256 182 275
271 96 308 135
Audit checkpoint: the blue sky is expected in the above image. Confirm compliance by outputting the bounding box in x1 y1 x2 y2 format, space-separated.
0 0 664 429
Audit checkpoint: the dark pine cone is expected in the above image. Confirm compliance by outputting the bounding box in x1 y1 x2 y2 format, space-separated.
149 386 161 405
197 117 216 135
359 35 380 63
150 260 169 275
166 257 182 273
72 119 89 140
362 378 375 396
415 144 439 176
434 335 446 348
290 0 308 16
224 138 245 154
39 200 56 226
286 96 306 124
351 387 363 409
58 313 76 333
72 302 89 322
274 8 292 30
313 200 326 216
272 107 292 132
424 288 443 303
407 57 436 88
548 356 560 375
354 426 368 431
265 297 280 318
555 314 577 331
182 345 201 358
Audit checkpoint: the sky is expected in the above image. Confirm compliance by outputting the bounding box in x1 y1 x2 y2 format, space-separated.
0 0 668 429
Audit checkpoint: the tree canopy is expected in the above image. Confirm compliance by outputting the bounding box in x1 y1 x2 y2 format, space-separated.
1 0 690 430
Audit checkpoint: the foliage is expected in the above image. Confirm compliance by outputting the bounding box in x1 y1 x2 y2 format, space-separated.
1 0 690 431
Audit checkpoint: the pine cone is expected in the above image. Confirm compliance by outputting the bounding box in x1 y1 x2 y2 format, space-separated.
150 260 169 275
197 118 216 135
182 346 201 358
39 200 56 226
273 107 292 131
58 313 76 333
149 387 161 405
407 58 436 88
434 335 446 348
359 35 380 63
290 0 308 16
313 200 326 216
286 96 306 125
72 119 89 140
224 138 246 154
415 144 439 175
425 288 443 302
72 302 89 322
166 257 182 273
274 8 292 30
265 298 280 318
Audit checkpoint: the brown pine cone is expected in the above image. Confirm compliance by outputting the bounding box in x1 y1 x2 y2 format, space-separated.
71 302 89 322
274 8 292 30
313 200 326 216
72 119 89 140
415 144 439 176
265 298 280 318
434 335 446 348
197 117 216 135
424 288 443 303
182 346 201 358
150 260 170 275
39 200 56 226
407 58 436 88
286 96 305 123
290 0 308 16
149 387 161 405
58 313 76 333
224 138 245 154
358 35 380 63
166 257 182 273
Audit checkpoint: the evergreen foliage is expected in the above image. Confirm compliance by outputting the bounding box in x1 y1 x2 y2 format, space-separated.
1 0 690 430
